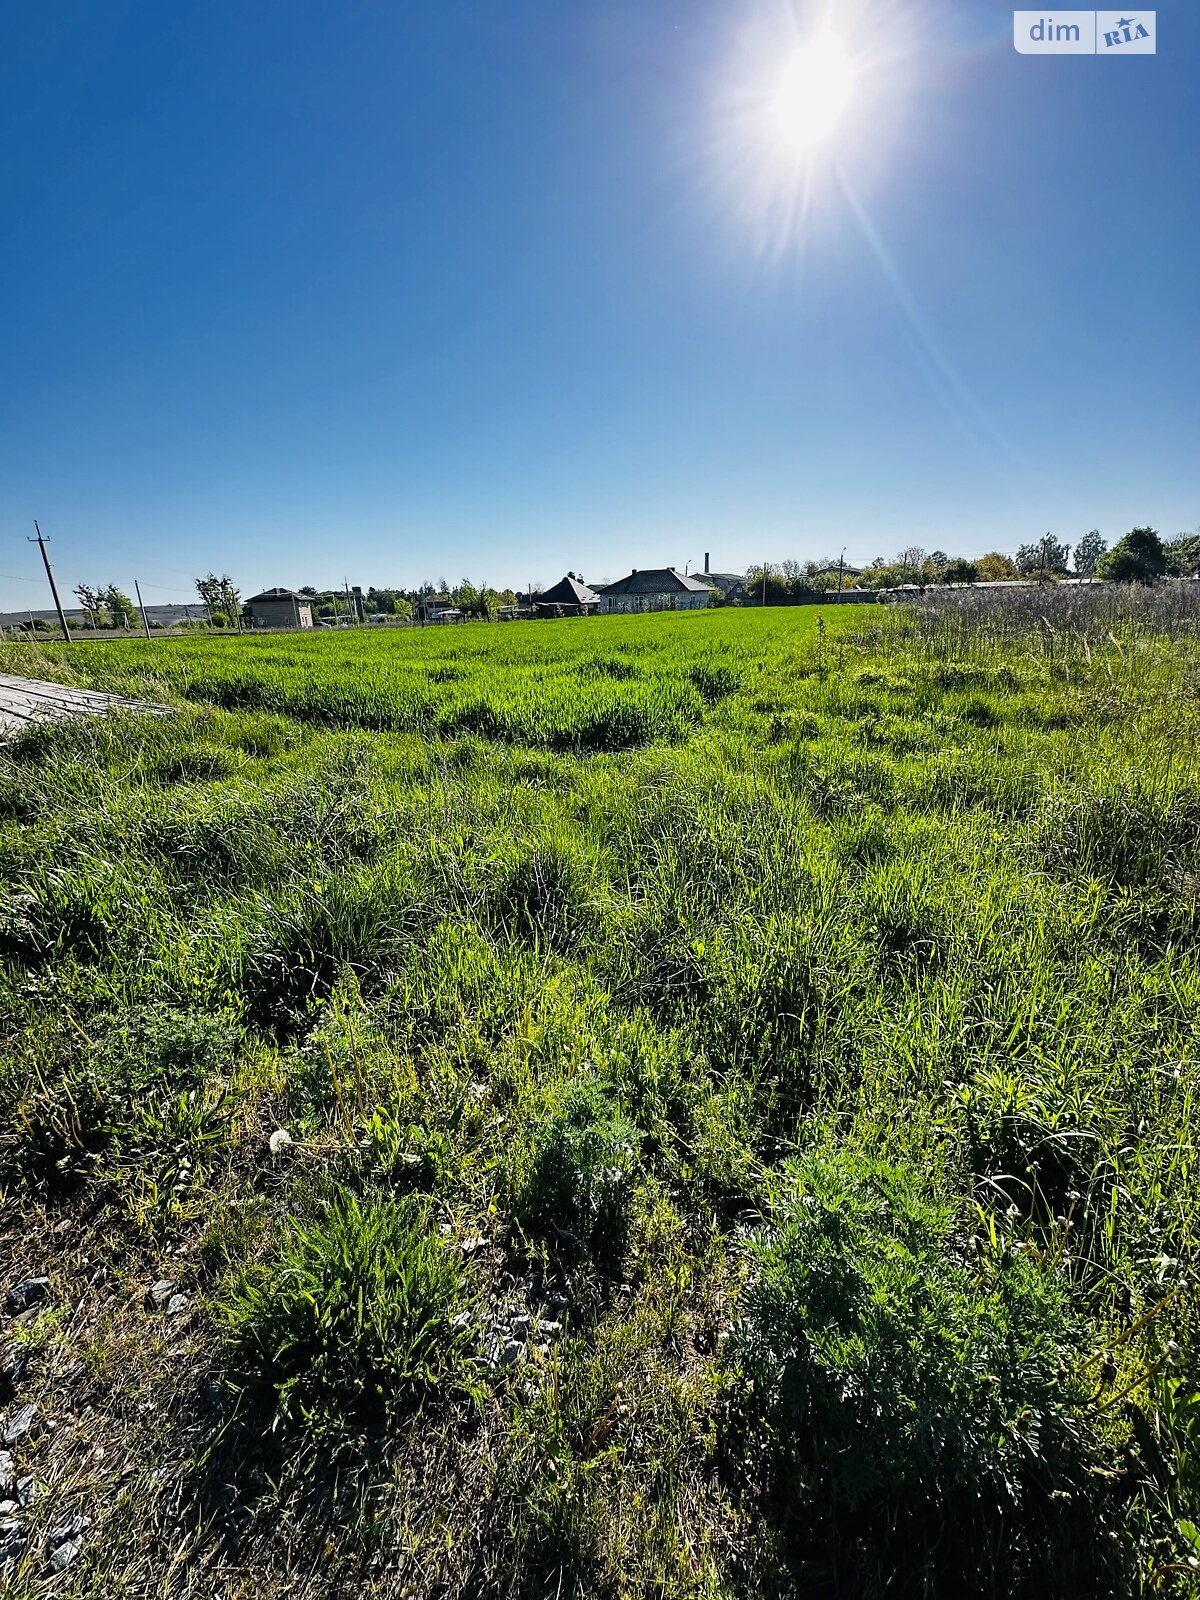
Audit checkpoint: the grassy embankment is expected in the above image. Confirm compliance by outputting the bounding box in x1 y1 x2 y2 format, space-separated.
0 596 1197 1598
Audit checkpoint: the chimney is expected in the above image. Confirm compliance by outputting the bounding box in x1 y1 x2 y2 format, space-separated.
704 552 710 574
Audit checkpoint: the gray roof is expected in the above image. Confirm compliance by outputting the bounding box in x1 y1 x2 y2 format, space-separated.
598 567 713 597
537 575 602 606
246 588 310 603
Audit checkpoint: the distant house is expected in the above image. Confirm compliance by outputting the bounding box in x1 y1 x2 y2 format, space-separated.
418 595 465 624
597 568 713 614
701 571 749 603
244 588 314 629
690 553 748 604
535 575 602 616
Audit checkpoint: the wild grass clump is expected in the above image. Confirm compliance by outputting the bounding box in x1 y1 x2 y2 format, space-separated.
226 1188 477 1450
483 835 599 953
237 862 426 1034
2 1002 237 1187
1035 782 1200 895
731 1150 1121 1597
953 1060 1110 1219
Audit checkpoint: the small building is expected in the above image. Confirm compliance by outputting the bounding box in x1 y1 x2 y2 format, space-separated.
418 595 465 624
597 567 713 615
691 552 748 604
535 575 602 616
702 571 749 603
244 588 314 629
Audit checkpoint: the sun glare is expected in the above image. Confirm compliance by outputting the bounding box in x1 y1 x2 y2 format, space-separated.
770 31 855 156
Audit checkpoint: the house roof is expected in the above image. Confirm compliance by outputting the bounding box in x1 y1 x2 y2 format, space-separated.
701 572 747 593
537 574 602 606
598 567 713 597
246 588 310 603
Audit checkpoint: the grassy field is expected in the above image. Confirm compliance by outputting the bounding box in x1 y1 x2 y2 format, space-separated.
0 597 1198 1598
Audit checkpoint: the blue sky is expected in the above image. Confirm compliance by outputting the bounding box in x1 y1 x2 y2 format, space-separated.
1 0 1196 608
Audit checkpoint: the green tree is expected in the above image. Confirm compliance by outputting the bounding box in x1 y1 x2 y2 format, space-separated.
746 563 789 604
195 572 242 627
1015 535 1070 577
1073 529 1107 577
852 562 907 590
73 583 106 628
938 557 978 584
975 551 1018 582
1164 531 1200 578
1097 526 1167 584
101 584 138 629
452 579 480 616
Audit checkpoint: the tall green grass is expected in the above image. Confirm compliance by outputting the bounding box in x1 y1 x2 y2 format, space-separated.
0 599 1196 1598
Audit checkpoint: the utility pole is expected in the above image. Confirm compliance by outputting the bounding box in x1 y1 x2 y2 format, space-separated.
134 579 152 640
838 548 846 596
762 562 768 607
29 522 71 641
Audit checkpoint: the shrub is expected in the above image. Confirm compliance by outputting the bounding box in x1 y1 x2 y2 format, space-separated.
730 1150 1120 1597
226 1189 476 1449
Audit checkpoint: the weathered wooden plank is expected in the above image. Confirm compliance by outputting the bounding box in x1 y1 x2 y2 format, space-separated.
0 673 171 738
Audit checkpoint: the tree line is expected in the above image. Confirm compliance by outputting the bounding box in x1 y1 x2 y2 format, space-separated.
66 573 243 630
296 579 521 622
743 526 1198 600
56 528 1197 635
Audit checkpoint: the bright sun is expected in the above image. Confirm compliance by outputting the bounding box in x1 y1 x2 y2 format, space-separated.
770 31 855 155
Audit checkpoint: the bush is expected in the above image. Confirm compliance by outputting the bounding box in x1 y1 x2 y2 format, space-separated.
730 1151 1121 1597
226 1189 476 1449
511 1077 641 1267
